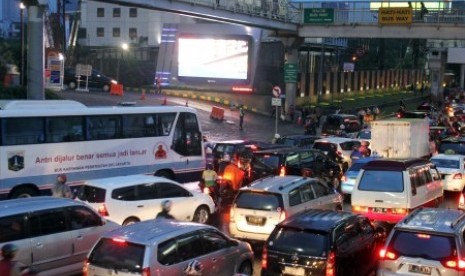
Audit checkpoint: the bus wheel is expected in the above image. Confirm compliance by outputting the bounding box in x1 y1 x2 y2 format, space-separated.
10 187 38 199
155 170 174 180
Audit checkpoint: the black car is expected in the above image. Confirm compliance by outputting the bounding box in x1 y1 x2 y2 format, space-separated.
261 209 384 276
64 68 116 92
275 134 320 148
250 147 342 188
438 136 465 155
321 114 362 137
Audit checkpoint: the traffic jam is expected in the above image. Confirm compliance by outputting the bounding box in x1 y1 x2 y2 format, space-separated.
3 96 465 276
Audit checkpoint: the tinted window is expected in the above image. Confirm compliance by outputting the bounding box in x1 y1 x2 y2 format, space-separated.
199 230 228 254
112 186 136 201
255 154 280 169
3 117 44 145
388 231 456 261
268 227 329 256
358 170 404 192
313 142 336 153
29 209 67 236
312 182 329 197
67 206 101 230
285 153 300 166
300 184 315 202
158 238 177 265
158 183 189 198
89 238 144 273
439 142 465 155
340 141 361 151
348 162 368 172
288 188 302 206
87 115 121 140
430 158 460 169
172 112 202 156
300 151 315 163
235 191 283 211
77 185 106 203
46 116 84 142
0 215 26 242
176 233 204 261
276 138 297 147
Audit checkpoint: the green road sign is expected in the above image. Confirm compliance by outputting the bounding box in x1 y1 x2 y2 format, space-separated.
304 8 334 24
284 63 298 83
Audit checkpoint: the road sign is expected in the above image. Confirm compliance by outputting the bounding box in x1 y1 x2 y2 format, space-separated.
272 86 281 98
284 63 298 83
304 8 334 24
271 98 282 106
378 7 412 25
76 64 92 76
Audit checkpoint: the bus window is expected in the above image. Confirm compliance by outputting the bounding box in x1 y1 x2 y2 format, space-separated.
172 113 202 156
3 117 44 145
87 115 122 140
46 116 84 142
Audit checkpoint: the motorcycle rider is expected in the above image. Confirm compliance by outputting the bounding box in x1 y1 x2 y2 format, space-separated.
200 164 218 194
156 200 175 220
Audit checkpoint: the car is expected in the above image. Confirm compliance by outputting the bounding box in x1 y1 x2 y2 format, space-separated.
0 197 119 276
430 153 465 192
341 157 380 196
275 134 320 148
250 147 343 188
64 67 117 92
84 219 254 276
356 128 371 143
439 136 465 155
262 209 384 276
76 174 215 225
396 109 429 119
321 114 362 137
378 207 465 276
229 175 343 242
313 137 362 170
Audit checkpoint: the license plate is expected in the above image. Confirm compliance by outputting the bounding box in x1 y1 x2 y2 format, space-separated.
283 266 305 275
408 264 431 275
373 207 386 213
247 216 265 225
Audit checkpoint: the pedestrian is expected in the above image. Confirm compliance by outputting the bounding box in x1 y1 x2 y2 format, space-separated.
0 243 24 276
156 200 175 219
52 174 72 198
239 105 245 130
155 75 162 94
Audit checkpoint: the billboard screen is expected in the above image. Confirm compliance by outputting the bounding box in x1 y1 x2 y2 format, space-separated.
177 35 251 82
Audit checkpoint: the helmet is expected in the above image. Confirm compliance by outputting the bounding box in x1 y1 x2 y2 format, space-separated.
1 243 18 259
161 200 172 212
57 174 67 183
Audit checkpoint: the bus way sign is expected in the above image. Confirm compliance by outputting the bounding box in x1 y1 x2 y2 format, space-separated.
304 8 334 24
378 7 412 25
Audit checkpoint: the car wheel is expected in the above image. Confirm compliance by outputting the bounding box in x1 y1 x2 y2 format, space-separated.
103 84 110 92
237 260 253 275
335 204 343 211
122 217 140 226
68 81 77 90
193 206 210 224
10 186 38 199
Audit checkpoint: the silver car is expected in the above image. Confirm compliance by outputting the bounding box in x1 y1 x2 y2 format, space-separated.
84 219 254 276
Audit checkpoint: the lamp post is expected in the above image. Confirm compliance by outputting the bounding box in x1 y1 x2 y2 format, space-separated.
116 43 129 83
20 2 26 86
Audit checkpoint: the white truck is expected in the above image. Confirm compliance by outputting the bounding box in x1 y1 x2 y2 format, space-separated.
370 118 430 159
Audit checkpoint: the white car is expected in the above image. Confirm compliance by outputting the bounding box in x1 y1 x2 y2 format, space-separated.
430 153 465 192
77 175 215 225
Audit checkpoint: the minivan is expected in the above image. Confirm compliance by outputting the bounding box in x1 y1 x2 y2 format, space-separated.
351 159 443 224
0 197 119 275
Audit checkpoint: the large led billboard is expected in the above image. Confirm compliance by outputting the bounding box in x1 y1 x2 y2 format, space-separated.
177 35 251 83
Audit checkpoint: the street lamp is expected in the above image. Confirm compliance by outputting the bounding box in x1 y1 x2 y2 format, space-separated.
20 2 26 86
116 43 129 83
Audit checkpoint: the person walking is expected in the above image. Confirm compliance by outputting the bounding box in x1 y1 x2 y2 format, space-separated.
156 200 175 219
0 244 24 276
52 174 72 198
239 105 245 130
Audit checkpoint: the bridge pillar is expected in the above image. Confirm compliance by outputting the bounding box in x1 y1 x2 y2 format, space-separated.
460 64 465 89
282 37 303 120
428 49 446 104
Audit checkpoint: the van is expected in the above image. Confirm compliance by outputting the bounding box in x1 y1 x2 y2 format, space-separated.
351 159 443 224
0 197 119 275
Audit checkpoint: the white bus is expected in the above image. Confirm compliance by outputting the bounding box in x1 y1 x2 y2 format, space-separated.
0 100 205 199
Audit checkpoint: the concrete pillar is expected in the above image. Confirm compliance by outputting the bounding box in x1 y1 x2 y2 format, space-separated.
460 64 465 89
282 37 303 117
27 4 46 100
429 49 446 103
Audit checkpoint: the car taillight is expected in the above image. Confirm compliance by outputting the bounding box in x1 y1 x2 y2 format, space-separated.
325 251 335 276
391 208 407 215
279 166 286 176
82 258 89 276
441 258 465 270
379 248 397 260
142 267 151 276
352 205 368 213
98 204 109 216
230 205 235 223
261 246 268 270
396 113 402 118
454 173 463 180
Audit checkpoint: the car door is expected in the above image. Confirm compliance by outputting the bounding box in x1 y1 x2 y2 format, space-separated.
28 208 73 273
287 187 309 216
110 185 146 223
198 229 239 276
311 180 339 210
157 182 194 221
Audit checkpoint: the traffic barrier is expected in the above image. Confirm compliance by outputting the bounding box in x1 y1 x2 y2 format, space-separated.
110 83 124 96
210 106 225 121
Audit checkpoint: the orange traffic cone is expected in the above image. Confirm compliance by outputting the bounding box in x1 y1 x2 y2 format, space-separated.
140 90 146 100
162 97 167 105
185 100 189 107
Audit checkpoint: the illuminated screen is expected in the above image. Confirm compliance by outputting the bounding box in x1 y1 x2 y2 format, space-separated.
178 36 250 80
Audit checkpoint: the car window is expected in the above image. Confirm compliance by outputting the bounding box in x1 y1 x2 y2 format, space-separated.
276 138 296 147
267 227 329 256
288 188 302 206
89 238 145 273
388 230 456 261
29 208 67 237
67 206 101 230
300 184 315 202
340 141 361 151
136 183 158 200
176 233 204 262
157 183 190 198
430 158 460 169
300 151 315 163
285 153 300 166
255 154 280 169
112 186 136 201
358 170 404 192
78 185 106 203
0 214 27 243
312 181 329 197
235 191 283 211
313 142 336 153
158 237 178 265
200 230 228 254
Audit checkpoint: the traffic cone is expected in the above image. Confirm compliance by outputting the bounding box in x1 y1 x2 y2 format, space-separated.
185 100 188 107
162 97 167 105
140 90 146 100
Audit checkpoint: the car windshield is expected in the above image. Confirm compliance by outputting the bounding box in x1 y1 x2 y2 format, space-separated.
430 158 460 169
235 191 283 211
388 231 456 261
88 238 145 273
358 170 404 192
276 138 297 147
268 227 329 256
77 185 106 203
313 142 335 153
439 142 465 155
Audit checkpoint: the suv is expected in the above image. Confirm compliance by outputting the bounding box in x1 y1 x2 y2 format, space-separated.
275 134 320 148
250 147 342 187
0 197 119 276
262 209 383 276
378 208 465 276
77 175 215 225
229 176 343 242
64 68 116 92
321 114 362 137
85 219 254 276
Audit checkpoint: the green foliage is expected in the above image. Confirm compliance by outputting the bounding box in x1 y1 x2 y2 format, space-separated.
0 85 62 99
